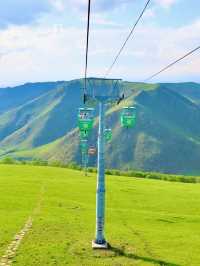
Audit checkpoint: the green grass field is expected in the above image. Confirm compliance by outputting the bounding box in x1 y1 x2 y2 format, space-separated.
0 165 200 265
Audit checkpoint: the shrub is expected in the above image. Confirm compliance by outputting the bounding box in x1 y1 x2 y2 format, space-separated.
0 157 16 164
48 161 65 168
88 167 97 173
30 159 48 166
0 157 199 184
19 160 27 165
67 162 82 171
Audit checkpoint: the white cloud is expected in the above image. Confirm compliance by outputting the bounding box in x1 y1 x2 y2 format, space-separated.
0 25 85 86
143 8 156 19
49 0 65 12
49 0 132 13
114 19 200 81
0 0 180 30
155 0 178 9
57 0 178 13
0 16 199 86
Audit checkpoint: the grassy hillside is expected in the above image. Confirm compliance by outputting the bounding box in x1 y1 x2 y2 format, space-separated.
0 80 84 151
165 82 200 105
0 164 200 265
0 82 63 113
12 84 200 175
0 80 200 174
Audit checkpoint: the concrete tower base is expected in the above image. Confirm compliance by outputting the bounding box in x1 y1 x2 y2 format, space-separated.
92 240 108 249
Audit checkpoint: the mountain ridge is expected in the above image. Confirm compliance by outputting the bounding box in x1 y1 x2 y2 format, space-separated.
0 79 199 175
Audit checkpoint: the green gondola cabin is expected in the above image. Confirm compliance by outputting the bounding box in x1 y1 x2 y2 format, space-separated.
121 107 136 128
80 139 88 154
78 108 94 132
104 129 112 142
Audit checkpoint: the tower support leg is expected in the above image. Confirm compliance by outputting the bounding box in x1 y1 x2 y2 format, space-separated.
92 101 108 249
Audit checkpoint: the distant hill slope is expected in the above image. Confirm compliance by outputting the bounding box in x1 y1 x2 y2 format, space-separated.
0 81 83 151
165 82 200 104
0 79 200 175
0 82 64 113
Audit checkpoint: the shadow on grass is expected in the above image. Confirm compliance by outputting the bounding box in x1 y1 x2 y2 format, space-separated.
108 245 180 266
157 219 175 224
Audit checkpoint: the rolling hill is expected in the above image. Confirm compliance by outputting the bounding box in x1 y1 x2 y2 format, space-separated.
0 79 199 175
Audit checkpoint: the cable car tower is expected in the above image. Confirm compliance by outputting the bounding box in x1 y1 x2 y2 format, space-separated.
81 77 122 248
78 77 137 248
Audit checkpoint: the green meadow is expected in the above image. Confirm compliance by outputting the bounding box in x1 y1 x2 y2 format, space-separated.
0 164 200 265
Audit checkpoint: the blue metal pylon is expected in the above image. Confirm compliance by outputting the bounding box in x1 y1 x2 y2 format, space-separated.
82 78 122 249
95 101 106 245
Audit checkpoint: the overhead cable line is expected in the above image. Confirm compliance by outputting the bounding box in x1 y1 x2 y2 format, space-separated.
104 0 151 78
84 0 91 96
145 45 200 82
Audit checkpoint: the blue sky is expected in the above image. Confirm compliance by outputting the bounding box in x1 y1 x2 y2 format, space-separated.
0 0 199 86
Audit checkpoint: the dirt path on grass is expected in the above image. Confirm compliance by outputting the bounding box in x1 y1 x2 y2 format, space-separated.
0 185 45 266
0 217 33 266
